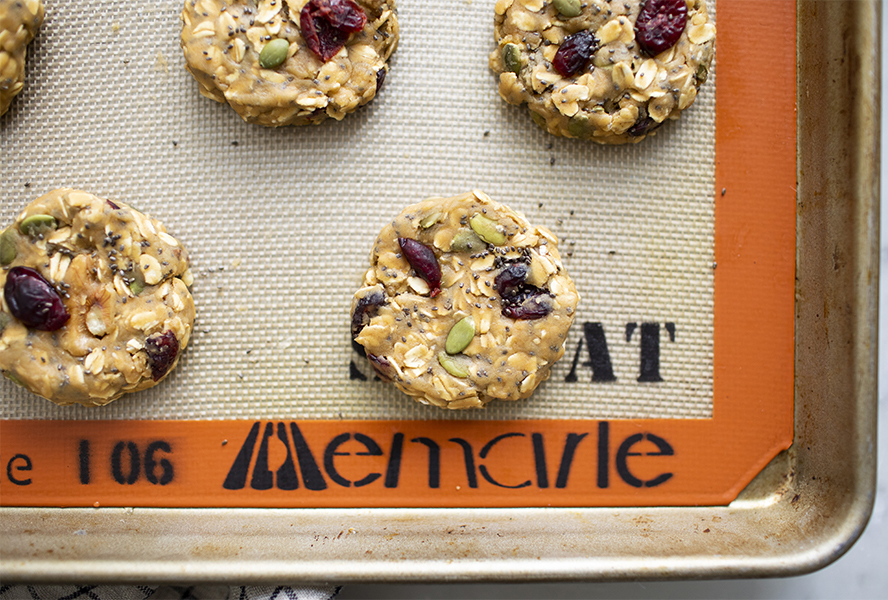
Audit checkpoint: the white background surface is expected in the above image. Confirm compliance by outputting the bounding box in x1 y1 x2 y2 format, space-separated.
336 5 888 600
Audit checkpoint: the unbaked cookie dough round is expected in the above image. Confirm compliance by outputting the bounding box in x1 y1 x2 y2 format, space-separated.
0 189 195 406
180 0 399 127
0 0 44 116
351 191 579 410
489 0 715 144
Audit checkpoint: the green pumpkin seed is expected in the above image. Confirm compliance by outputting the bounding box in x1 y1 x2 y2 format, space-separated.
449 228 485 253
0 312 10 332
530 110 547 130
3 370 24 387
438 352 470 378
259 38 290 69
568 113 590 138
469 214 507 246
419 211 443 229
695 63 709 85
502 43 522 74
445 316 475 355
553 0 582 18
129 279 145 296
128 267 145 296
19 214 57 237
0 229 16 265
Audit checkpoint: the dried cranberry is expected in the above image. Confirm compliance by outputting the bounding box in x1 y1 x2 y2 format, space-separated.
145 330 179 381
635 0 688 56
494 263 529 297
4 266 69 331
351 288 386 340
502 293 553 320
500 284 553 320
627 116 661 137
367 353 393 382
300 0 367 62
494 261 553 320
552 30 597 77
398 238 441 297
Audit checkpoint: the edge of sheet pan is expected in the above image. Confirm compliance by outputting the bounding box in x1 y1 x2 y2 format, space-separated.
0 0 879 583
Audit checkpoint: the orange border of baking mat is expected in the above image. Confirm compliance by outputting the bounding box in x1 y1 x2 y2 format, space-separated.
0 0 796 508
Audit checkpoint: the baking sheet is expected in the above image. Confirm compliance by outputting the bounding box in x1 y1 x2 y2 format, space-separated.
0 0 879 585
1 0 715 421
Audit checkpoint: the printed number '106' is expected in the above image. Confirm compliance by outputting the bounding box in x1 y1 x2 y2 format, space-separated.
78 440 174 486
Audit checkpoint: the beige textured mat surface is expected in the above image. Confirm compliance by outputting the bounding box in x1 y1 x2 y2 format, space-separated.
0 0 715 420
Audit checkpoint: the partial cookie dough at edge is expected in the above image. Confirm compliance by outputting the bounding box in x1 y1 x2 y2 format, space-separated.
0 0 45 116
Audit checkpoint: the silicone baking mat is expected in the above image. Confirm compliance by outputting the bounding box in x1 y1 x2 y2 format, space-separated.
1 0 715 421
1 0 796 508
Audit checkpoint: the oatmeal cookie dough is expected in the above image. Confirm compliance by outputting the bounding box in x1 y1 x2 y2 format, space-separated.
0 189 195 406
352 191 579 410
180 0 398 127
0 0 44 116
490 0 715 144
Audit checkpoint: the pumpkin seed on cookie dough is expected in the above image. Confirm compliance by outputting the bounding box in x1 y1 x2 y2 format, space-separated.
489 0 716 144
351 191 580 410
0 190 195 407
0 0 45 116
180 0 399 127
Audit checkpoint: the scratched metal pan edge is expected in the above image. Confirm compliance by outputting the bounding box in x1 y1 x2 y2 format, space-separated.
0 0 879 583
